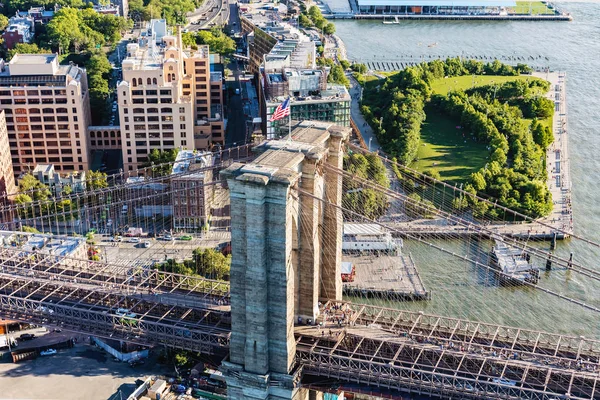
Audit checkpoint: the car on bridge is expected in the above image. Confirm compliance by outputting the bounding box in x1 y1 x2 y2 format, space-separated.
40 349 57 356
115 308 136 318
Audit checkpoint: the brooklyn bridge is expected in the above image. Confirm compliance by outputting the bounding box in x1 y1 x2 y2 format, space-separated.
0 122 598 399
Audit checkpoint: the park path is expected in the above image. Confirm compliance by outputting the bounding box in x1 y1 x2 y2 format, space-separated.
348 74 380 152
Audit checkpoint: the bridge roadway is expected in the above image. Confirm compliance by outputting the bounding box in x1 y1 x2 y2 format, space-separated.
0 247 231 306
293 301 600 400
0 271 231 354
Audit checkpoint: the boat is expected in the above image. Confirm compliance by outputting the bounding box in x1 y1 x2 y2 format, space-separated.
489 239 540 285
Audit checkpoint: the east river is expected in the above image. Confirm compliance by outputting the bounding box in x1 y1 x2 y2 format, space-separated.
334 2 600 337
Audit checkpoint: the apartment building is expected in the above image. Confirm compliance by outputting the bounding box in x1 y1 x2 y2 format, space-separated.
0 112 16 198
0 54 92 179
118 20 224 173
2 16 35 49
171 150 213 230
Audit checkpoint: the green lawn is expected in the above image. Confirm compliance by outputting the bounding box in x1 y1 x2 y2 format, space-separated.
412 107 489 184
512 1 555 15
430 75 538 95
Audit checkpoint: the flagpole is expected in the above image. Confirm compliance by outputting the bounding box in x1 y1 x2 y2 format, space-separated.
288 99 292 142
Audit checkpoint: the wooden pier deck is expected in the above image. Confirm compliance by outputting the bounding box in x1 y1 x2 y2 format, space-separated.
343 253 430 301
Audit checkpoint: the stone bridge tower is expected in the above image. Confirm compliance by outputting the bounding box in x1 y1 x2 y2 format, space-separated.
220 122 350 400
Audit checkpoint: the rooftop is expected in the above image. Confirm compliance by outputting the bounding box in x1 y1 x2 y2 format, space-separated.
171 150 213 178
344 223 388 236
9 53 56 66
0 231 86 258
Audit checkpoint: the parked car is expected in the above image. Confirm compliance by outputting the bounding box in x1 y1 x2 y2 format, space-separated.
129 237 140 243
143 241 151 248
172 384 187 394
40 349 57 356
179 235 193 241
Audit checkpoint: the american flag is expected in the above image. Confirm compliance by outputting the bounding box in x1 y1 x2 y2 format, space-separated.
270 97 291 122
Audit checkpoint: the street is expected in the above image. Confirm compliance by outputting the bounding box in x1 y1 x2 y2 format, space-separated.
97 230 231 267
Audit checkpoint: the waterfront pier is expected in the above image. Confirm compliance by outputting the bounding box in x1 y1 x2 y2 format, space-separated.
343 253 430 301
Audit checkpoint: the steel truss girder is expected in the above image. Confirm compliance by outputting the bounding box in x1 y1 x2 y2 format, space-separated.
296 331 598 400
0 246 230 304
0 294 229 354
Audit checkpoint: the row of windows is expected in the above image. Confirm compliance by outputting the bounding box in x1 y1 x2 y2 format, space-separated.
131 78 158 87
1 98 70 105
13 146 80 155
9 132 74 140
91 139 120 147
11 124 78 131
125 140 180 148
8 107 78 115
0 89 69 96
11 116 71 123
131 98 172 104
131 89 171 96
128 123 185 131
127 116 185 122
128 107 185 114
13 157 82 165
10 140 80 149
90 131 119 138
13 163 83 172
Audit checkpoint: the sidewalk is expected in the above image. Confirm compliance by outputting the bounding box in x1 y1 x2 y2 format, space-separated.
348 74 380 151
533 71 572 234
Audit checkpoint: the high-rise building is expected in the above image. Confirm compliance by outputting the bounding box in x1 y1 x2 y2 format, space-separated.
118 20 224 173
0 111 16 198
0 54 92 178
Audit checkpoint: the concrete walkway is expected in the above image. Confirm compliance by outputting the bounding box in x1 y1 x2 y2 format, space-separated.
534 71 573 234
348 74 380 152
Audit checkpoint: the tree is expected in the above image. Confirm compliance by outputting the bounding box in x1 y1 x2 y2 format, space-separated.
339 59 350 70
0 15 9 32
196 29 236 55
174 352 189 366
145 149 180 176
18 173 51 201
86 170 108 190
298 13 312 27
328 64 349 87
323 22 336 35
351 63 367 74
343 153 389 220
191 248 231 280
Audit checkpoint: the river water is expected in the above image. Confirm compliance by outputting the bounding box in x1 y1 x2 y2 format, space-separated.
334 3 600 337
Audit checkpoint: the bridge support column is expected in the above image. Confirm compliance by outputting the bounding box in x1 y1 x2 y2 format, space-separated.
222 361 306 400
298 157 323 321
320 127 347 300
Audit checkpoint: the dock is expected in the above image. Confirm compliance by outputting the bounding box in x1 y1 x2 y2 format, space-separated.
342 253 430 301
327 13 572 21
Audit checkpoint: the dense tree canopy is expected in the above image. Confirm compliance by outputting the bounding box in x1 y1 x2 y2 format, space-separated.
362 57 554 218
156 248 231 280
343 153 390 220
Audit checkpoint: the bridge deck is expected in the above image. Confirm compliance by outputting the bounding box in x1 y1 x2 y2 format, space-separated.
293 301 600 399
